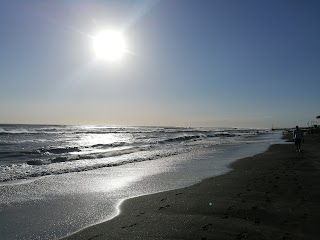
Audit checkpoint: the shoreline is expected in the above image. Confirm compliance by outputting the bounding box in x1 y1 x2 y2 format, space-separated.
62 134 320 240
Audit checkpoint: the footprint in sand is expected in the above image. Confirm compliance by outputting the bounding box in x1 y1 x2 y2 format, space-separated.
236 193 243 197
298 198 306 207
175 192 183 196
122 223 138 229
251 206 257 211
160 197 167 202
202 223 213 231
282 232 293 240
237 231 248 239
159 204 170 210
88 234 103 240
227 205 235 211
136 212 145 217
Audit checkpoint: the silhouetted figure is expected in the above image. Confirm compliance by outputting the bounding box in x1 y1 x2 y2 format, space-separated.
293 126 304 152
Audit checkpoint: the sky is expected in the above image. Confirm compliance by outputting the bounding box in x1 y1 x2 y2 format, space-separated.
0 0 319 128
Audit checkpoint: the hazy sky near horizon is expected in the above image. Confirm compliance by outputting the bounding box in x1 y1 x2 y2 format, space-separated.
0 0 319 128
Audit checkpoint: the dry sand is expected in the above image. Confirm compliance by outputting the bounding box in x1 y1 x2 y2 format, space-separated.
62 134 320 240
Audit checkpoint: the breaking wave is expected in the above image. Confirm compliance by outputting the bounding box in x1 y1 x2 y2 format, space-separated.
0 124 270 183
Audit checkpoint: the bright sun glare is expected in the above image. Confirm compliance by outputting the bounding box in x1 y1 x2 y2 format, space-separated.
92 29 126 62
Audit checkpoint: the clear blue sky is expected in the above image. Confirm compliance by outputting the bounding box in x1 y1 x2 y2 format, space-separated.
0 0 319 128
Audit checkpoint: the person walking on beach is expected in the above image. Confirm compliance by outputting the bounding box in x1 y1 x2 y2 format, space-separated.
293 126 304 152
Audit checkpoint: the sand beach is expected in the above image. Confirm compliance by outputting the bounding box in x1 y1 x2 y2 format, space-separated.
62 134 320 240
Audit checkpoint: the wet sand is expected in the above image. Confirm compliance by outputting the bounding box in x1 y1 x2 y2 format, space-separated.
62 134 320 240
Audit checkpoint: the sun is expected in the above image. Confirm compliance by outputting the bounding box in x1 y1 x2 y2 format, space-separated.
92 29 126 62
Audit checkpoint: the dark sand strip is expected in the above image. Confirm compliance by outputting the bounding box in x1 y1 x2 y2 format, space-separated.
62 134 320 240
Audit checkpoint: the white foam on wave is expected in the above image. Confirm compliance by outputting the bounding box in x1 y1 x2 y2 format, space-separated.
0 146 186 182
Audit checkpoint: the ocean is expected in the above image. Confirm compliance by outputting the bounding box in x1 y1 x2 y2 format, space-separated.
0 124 276 183
0 125 284 239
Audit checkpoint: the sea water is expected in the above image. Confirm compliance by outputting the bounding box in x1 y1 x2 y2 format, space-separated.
0 125 284 239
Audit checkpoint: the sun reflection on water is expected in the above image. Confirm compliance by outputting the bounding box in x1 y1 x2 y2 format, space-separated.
83 173 139 193
75 133 131 148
